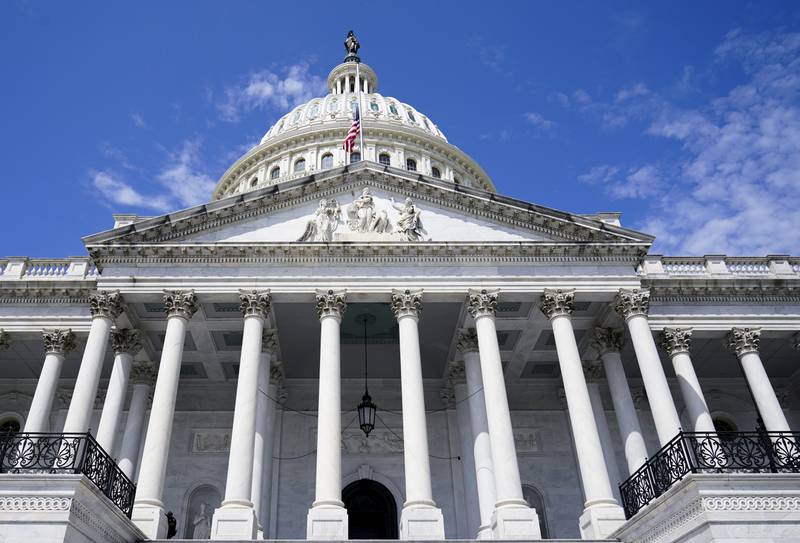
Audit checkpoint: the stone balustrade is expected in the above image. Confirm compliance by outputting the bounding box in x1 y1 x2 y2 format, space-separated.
0 257 98 280
639 255 799 278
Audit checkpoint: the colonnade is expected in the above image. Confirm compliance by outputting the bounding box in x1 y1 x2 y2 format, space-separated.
11 286 796 541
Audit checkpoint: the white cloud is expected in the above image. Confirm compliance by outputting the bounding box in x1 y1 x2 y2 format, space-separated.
578 164 662 199
130 112 148 128
156 139 217 207
90 170 172 212
523 112 555 130
218 63 326 122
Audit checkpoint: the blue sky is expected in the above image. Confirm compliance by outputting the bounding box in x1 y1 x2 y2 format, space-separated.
2 1 799 257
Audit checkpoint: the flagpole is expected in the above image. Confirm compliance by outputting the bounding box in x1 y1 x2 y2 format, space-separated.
355 60 365 161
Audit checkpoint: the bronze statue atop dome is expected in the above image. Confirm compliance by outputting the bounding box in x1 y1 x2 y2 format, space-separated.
344 30 360 63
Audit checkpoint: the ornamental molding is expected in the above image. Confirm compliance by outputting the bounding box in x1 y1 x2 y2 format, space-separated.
42 328 76 355
467 289 498 319
130 361 157 385
445 360 466 384
239 289 272 319
0 496 72 512
316 289 347 319
390 288 422 319
591 327 624 355
269 359 285 387
725 327 761 357
658 327 693 357
0 287 92 304
540 288 575 320
646 283 800 304
163 290 199 320
614 288 651 320
455 328 479 354
439 382 455 408
110 328 142 355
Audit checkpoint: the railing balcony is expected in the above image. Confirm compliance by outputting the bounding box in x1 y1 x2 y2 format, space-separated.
0 432 136 517
619 430 800 519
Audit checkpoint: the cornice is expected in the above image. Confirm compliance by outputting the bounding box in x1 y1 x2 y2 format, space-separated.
647 284 800 303
0 286 93 304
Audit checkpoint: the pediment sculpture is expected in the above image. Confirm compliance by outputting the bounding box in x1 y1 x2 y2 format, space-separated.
346 188 392 234
298 198 342 242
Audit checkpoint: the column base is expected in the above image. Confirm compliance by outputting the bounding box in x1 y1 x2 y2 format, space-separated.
132 501 167 540
578 502 626 539
211 504 258 540
306 504 348 540
476 523 493 540
491 504 542 539
400 504 444 540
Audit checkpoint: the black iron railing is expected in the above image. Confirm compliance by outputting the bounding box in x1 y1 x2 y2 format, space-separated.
619 430 800 518
0 432 136 517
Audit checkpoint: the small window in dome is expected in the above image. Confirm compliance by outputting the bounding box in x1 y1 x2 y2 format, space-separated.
431 167 441 179
370 101 379 112
379 153 391 166
270 167 280 180
321 153 334 170
350 100 358 112
327 98 338 113
309 103 320 118
406 158 417 172
453 177 461 185
350 152 361 164
277 120 285 131
250 177 258 187
292 109 303 123
294 158 306 173
423 118 431 130
389 103 399 116
406 109 416 122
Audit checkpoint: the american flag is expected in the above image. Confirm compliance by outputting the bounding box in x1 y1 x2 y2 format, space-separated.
342 103 360 153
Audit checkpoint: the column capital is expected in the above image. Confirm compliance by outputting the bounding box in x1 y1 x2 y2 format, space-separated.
89 290 123 320
591 327 624 355
445 359 466 384
726 327 761 358
540 288 575 320
42 328 76 355
583 360 604 381
315 289 347 319
467 288 498 319
239 290 271 319
391 288 423 319
455 328 479 354
130 361 157 386
0 329 9 350
261 329 279 354
658 327 693 357
111 328 143 356
439 381 455 408
614 288 651 320
269 359 286 387
163 290 199 319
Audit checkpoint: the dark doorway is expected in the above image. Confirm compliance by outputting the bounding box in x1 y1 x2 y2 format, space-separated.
343 479 398 539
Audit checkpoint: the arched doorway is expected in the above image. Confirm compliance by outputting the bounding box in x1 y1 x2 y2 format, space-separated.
343 479 398 539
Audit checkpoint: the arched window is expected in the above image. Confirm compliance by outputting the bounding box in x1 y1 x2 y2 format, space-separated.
294 158 306 173
388 103 399 116
321 153 334 170
327 98 338 113
406 158 417 172
379 153 391 166
308 102 320 118
270 167 280 180
292 109 303 123
370 100 379 112
522 485 549 539
431 167 441 179
350 152 361 163
406 109 416 122
250 177 258 187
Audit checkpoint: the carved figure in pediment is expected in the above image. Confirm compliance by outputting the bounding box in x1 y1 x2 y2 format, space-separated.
298 198 342 242
346 188 391 234
391 197 427 241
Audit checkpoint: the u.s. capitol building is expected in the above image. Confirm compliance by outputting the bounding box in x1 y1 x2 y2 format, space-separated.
0 33 798 543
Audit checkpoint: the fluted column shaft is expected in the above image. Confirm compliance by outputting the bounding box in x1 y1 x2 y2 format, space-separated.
252 333 278 533
97 329 142 453
660 328 715 433
25 329 75 433
452 380 480 538
63 291 122 433
118 377 153 479
615 289 681 445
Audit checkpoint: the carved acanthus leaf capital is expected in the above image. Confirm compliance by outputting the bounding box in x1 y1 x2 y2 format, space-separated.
445 360 466 383
269 359 285 386
726 327 761 358
391 289 423 319
261 329 278 354
130 361 157 386
592 327 624 355
240 290 271 319
456 328 479 354
467 289 499 319
111 328 142 355
583 360 604 380
439 382 455 408
659 327 693 356
42 328 76 355
540 288 575 320
163 290 199 320
89 290 123 320
614 288 651 320
0 329 9 351
315 289 347 319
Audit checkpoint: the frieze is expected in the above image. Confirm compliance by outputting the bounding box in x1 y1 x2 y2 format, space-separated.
513 428 542 453
191 430 231 454
341 428 404 454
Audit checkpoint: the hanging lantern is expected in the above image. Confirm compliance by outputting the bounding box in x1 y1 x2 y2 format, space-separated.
356 314 377 437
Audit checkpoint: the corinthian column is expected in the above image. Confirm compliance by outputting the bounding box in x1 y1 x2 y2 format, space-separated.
25 329 76 432
726 328 790 432
591 327 648 475
457 329 497 540
391 289 445 540
63 290 123 434
252 332 280 538
541 289 624 539
467 289 541 540
658 328 715 433
133 290 198 539
96 329 142 453
614 289 681 445
307 290 348 540
212 291 271 540
118 361 156 479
